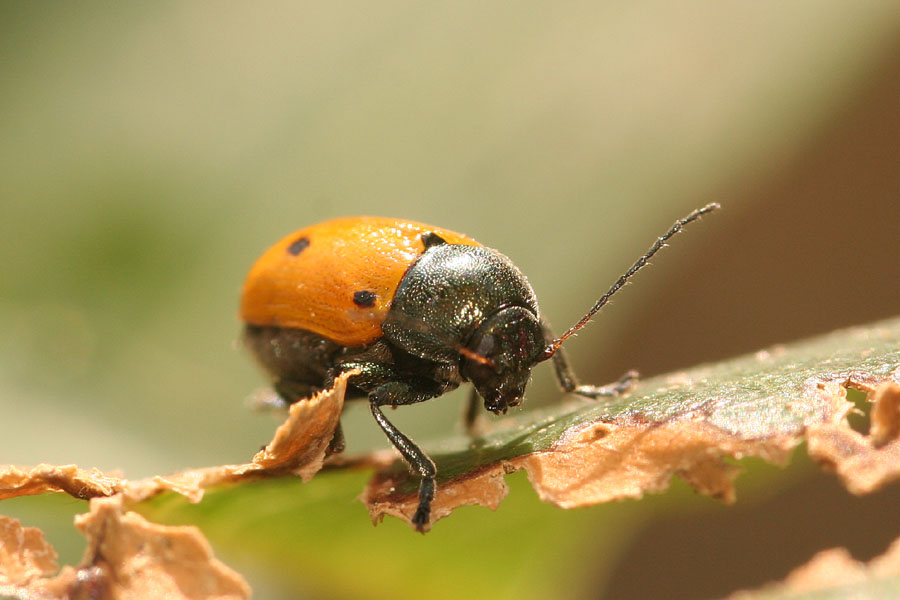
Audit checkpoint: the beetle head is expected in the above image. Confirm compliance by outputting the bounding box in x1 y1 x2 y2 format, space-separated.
461 306 544 415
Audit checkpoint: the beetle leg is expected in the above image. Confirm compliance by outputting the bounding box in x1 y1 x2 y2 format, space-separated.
569 367 640 398
338 361 444 531
327 422 346 454
367 380 443 532
542 321 640 398
463 387 481 435
370 399 436 532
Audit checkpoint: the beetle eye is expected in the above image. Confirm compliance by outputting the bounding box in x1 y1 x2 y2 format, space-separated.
476 334 496 357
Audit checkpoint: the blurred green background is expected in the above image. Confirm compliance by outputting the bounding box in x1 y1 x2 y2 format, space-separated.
2 3 900 599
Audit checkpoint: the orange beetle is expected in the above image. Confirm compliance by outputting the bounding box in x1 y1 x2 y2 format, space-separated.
241 207 718 531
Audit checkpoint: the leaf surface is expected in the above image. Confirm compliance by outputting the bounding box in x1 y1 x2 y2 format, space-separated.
362 317 900 529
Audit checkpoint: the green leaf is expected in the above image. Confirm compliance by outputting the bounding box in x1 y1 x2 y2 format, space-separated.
359 316 899 525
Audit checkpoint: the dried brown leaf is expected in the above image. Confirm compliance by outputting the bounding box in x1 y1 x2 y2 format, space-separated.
361 376 851 530
363 462 510 527
512 417 788 507
361 416 796 528
0 515 58 586
363 345 899 531
125 371 355 502
0 523 101 600
0 496 250 599
123 369 350 503
75 495 250 599
0 372 351 507
0 375 349 597
0 464 123 501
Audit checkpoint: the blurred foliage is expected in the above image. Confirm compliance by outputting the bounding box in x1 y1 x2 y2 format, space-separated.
1 2 899 599
737 573 900 600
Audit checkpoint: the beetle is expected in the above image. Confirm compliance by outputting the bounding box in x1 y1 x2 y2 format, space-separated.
240 204 718 531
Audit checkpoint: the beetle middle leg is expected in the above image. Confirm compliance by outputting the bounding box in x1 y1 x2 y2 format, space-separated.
463 387 481 435
543 321 639 399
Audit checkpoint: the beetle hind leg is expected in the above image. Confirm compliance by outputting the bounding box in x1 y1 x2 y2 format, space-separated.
327 422 346 455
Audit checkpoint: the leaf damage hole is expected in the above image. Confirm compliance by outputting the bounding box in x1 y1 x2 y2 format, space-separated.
807 381 900 495
845 387 872 436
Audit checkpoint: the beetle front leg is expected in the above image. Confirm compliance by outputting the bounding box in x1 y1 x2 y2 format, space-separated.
340 361 444 531
543 321 639 399
370 394 436 532
368 379 444 532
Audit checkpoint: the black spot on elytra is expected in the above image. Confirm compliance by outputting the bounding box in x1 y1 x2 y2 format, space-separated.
421 231 448 249
353 290 377 307
287 236 310 256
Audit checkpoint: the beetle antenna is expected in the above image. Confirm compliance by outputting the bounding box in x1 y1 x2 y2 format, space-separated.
540 203 720 361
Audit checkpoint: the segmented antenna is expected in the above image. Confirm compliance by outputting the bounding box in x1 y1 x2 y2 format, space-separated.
541 203 720 361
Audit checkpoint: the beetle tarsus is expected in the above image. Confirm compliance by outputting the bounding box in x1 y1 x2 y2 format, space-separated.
574 369 640 398
412 476 435 532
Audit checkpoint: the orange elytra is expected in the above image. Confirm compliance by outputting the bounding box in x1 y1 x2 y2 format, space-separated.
240 216 480 347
